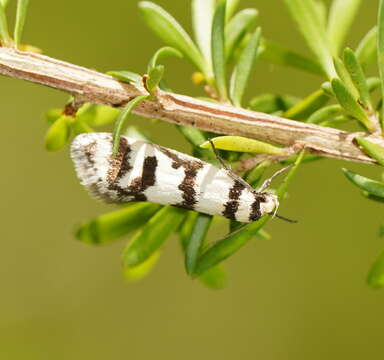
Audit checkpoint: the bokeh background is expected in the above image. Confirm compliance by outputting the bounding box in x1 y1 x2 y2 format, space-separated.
1 0 384 359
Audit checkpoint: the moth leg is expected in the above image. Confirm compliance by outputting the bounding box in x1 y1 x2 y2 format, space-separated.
208 138 232 171
208 139 254 191
256 164 293 193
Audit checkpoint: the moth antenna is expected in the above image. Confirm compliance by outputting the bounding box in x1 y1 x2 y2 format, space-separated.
257 164 294 193
208 138 254 192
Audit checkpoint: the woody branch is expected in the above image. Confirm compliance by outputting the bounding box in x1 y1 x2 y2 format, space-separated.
0 47 382 165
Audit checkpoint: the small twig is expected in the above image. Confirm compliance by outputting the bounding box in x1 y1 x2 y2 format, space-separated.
236 155 291 173
235 143 303 173
63 100 83 117
0 47 383 164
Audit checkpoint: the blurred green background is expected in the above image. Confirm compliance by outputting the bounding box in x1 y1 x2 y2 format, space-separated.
1 0 384 359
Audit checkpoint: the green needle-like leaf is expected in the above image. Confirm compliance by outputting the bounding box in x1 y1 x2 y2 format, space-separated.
356 27 378 68
178 126 206 148
112 95 149 156
362 191 384 204
139 1 205 73
71 119 94 135
229 28 261 107
367 77 381 93
226 0 240 22
122 206 186 268
245 160 272 188
147 46 183 72
177 125 214 161
76 203 160 245
334 57 360 100
185 213 213 275
355 137 384 166
378 0 384 124
367 250 384 288
225 9 258 62
319 115 351 128
198 265 227 289
124 250 161 282
192 0 215 74
45 115 72 152
331 78 373 131
146 65 164 93
125 126 151 142
256 229 271 240
276 149 305 199
321 81 334 96
249 93 300 113
284 89 329 120
0 3 10 44
179 211 199 250
179 212 226 289
45 108 62 124
282 153 322 165
342 168 384 198
284 0 335 78
77 104 120 127
261 40 324 76
107 71 141 84
194 151 305 276
14 0 29 48
201 136 287 155
194 216 270 276
314 0 327 30
327 0 362 56
307 104 342 124
343 48 371 109
211 0 228 101
230 220 271 239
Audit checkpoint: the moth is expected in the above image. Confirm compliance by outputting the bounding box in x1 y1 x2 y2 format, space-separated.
71 132 287 223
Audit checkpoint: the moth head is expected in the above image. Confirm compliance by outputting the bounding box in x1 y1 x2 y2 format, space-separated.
256 193 297 223
259 192 279 215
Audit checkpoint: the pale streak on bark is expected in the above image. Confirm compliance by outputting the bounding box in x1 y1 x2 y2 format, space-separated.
0 47 382 164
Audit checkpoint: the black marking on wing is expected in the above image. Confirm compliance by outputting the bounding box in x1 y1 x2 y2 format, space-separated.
84 141 97 167
222 180 246 220
249 193 267 221
127 156 158 201
107 138 131 182
106 137 158 202
107 137 134 200
157 146 204 210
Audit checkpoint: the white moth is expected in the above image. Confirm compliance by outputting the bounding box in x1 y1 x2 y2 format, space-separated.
71 132 279 223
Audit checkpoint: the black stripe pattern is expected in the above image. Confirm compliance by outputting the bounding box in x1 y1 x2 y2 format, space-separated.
126 156 158 201
249 193 268 221
157 146 204 210
222 180 246 220
106 137 158 201
84 140 97 167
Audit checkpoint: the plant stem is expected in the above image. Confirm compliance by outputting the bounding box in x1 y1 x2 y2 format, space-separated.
0 47 382 164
